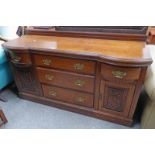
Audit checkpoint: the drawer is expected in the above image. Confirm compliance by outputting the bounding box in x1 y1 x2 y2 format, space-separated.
42 84 94 108
101 64 141 81
10 51 31 64
37 67 95 93
33 54 96 75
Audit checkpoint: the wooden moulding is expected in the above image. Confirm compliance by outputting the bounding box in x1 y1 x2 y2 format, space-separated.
25 29 147 41
25 26 149 41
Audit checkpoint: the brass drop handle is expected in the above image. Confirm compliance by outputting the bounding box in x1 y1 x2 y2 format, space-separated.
75 80 85 87
76 96 85 103
42 59 52 66
74 63 84 70
49 90 57 97
45 74 54 81
13 56 21 62
112 70 127 79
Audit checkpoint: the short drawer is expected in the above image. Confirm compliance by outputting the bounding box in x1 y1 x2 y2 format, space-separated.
33 54 96 75
37 67 95 93
10 51 31 64
101 64 141 81
42 84 94 108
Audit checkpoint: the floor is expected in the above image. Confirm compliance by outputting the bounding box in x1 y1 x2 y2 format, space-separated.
0 88 141 129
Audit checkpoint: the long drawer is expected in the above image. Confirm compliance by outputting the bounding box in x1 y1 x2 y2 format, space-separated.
42 84 94 108
33 54 96 75
37 67 95 93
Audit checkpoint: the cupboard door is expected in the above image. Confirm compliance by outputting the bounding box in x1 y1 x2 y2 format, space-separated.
99 80 135 117
11 62 41 95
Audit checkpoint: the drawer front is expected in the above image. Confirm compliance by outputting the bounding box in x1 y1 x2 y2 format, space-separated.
101 64 141 81
10 51 31 64
33 54 96 75
37 67 95 93
42 84 94 108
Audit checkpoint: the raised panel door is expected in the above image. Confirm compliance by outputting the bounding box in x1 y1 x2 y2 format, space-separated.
99 80 135 117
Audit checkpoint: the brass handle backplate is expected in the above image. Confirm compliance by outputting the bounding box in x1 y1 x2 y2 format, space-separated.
75 80 85 87
42 59 52 66
45 74 54 81
112 70 127 79
76 96 85 103
49 90 57 97
14 56 21 62
74 63 84 70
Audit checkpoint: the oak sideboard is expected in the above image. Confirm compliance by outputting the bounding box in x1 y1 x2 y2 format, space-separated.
2 31 152 126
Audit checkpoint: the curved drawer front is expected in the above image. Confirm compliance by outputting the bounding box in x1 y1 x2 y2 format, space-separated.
37 67 95 93
42 84 94 108
33 54 96 75
9 51 31 64
101 64 141 81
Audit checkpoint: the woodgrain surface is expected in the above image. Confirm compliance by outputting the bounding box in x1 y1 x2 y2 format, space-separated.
37 67 95 93
42 84 94 108
3 34 153 126
99 80 135 117
2 35 152 66
101 63 141 81
33 54 96 75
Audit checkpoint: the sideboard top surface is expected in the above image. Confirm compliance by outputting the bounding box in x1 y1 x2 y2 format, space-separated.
3 35 152 66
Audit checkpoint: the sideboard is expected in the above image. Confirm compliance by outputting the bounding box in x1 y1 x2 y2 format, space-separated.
2 30 152 126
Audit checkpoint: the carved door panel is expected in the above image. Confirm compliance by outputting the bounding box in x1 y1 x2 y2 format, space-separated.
99 80 135 117
12 64 41 95
7 50 42 96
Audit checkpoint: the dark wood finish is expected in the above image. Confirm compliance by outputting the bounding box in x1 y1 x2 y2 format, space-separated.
37 67 95 93
99 81 135 117
0 108 7 127
12 64 39 95
55 26 148 34
101 64 141 81
10 51 31 64
94 62 101 110
6 49 42 96
42 84 94 108
34 54 96 75
25 26 148 41
2 34 152 126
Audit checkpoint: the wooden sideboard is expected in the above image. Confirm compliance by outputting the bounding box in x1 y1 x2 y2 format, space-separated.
2 34 152 126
